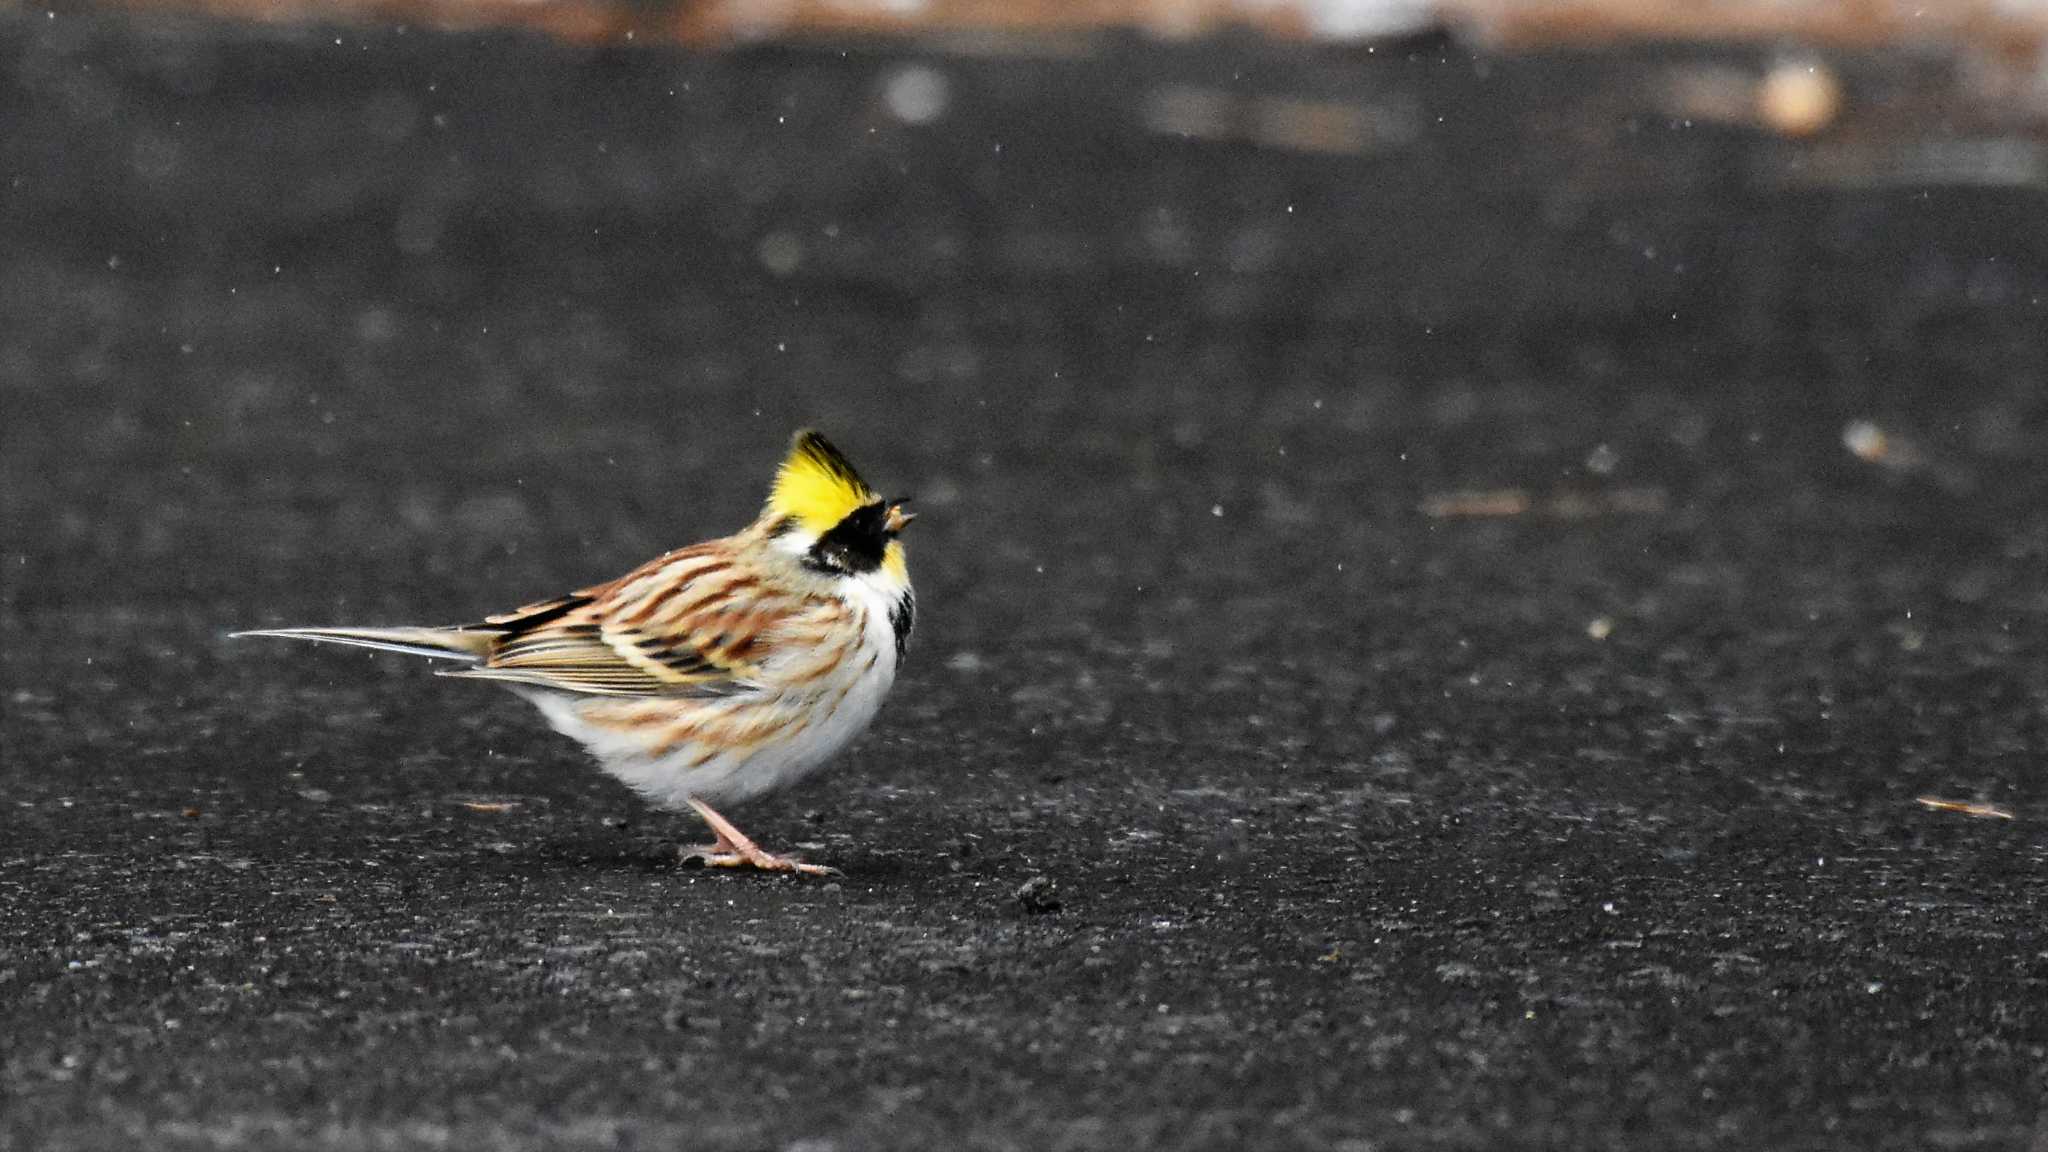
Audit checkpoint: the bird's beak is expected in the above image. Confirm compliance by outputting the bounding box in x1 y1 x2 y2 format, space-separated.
885 503 916 534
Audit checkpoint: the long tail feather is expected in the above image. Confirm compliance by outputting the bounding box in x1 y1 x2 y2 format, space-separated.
232 626 495 661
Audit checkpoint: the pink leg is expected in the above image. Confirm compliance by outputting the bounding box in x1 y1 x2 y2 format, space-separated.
680 798 839 877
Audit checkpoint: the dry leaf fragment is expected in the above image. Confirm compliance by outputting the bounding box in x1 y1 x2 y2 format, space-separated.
1419 487 1667 519
1915 797 2014 820
1420 489 1531 518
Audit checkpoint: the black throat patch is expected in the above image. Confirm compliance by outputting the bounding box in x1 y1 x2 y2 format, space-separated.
889 589 915 655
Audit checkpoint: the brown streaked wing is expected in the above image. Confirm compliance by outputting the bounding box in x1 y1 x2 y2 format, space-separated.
447 548 829 698
477 592 595 631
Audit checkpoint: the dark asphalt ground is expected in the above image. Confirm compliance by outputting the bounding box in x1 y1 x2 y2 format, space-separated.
5 9 2048 1149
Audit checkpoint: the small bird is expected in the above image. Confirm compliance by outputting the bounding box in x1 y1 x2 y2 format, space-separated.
238 430 916 876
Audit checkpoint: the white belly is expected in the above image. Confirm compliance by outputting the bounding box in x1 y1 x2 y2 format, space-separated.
514 588 902 810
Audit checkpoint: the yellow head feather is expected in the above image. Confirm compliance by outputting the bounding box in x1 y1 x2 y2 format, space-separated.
767 430 879 535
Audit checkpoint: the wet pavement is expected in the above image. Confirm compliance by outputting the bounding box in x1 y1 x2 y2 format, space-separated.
3 10 2047 1150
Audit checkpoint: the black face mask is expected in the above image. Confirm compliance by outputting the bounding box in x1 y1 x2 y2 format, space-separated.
807 502 891 575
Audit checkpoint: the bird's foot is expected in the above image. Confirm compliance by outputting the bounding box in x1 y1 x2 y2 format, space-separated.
680 842 839 877
680 797 839 877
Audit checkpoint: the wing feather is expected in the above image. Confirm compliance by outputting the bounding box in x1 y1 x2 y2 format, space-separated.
451 544 823 698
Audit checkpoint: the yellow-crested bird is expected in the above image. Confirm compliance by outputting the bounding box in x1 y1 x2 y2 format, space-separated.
239 430 915 875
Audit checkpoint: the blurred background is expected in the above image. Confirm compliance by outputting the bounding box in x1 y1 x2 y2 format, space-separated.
5 0 2048 1149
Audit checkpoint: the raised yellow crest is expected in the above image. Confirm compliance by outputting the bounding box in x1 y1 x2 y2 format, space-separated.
766 429 878 534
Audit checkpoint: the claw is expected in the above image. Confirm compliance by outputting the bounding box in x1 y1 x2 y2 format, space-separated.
679 798 839 877
681 845 839 876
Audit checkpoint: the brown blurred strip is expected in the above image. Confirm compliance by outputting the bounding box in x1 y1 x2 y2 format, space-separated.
82 0 2048 64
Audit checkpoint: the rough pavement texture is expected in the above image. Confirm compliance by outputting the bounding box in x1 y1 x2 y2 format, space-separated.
4 12 2047 1150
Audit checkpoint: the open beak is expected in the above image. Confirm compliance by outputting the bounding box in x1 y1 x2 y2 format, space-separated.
884 502 916 534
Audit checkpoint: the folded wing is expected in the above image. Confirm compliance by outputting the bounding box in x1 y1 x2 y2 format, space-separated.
440 549 813 698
